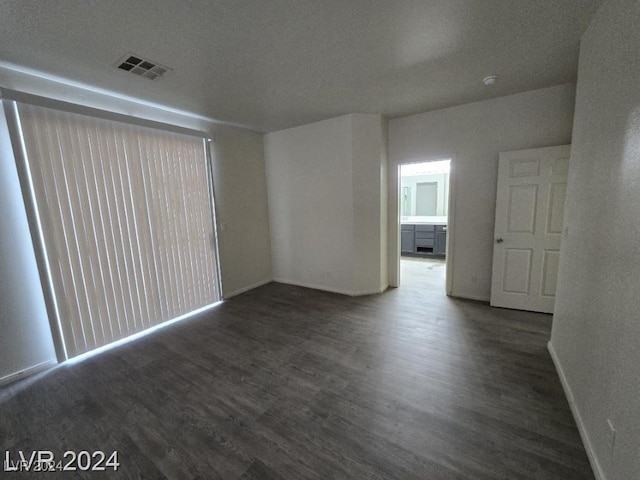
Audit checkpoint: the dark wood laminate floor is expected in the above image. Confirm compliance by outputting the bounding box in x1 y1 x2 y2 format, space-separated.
0 280 594 479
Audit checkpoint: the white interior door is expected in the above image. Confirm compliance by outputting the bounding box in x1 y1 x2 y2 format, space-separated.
490 145 570 313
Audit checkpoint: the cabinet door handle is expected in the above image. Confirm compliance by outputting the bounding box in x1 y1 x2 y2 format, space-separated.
496 237 504 244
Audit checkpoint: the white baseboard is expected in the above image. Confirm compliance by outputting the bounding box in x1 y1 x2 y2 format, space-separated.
223 278 272 299
351 286 388 296
0 359 57 387
448 291 490 303
548 341 606 480
272 278 386 297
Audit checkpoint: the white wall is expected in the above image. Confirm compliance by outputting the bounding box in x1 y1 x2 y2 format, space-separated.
0 105 57 382
266 115 354 293
550 1 640 479
389 84 576 299
265 113 387 295
0 67 272 381
352 114 388 294
211 126 273 298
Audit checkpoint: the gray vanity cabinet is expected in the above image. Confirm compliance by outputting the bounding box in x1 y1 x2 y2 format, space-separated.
435 225 447 256
401 224 446 258
401 224 415 254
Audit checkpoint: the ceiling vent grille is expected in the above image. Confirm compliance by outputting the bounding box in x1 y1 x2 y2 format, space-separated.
116 54 171 80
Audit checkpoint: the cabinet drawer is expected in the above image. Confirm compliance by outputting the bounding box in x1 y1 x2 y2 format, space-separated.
415 225 435 232
415 238 435 247
401 224 415 232
415 231 435 239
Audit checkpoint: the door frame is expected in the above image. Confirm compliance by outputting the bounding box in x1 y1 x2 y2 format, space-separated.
390 157 456 294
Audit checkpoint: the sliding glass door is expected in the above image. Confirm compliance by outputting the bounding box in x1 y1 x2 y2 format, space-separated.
7 100 221 359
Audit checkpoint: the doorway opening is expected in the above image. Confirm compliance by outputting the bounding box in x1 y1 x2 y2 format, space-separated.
399 159 451 289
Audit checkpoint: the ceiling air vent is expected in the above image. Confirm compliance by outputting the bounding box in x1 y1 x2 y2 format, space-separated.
116 54 171 80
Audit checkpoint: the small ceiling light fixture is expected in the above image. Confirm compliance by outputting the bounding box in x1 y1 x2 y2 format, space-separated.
483 75 498 86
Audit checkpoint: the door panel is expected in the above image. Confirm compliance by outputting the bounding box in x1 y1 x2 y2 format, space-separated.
502 249 532 294
507 185 538 233
509 157 540 177
547 184 567 234
541 250 561 297
491 145 570 313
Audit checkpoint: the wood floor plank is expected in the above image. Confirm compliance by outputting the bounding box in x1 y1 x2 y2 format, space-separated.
0 264 594 479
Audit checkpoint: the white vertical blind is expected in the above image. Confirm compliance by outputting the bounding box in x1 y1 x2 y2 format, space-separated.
15 102 221 358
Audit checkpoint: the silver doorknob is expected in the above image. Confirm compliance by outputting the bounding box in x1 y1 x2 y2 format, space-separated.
496 238 504 244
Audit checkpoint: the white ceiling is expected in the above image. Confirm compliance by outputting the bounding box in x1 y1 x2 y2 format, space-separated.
0 0 602 133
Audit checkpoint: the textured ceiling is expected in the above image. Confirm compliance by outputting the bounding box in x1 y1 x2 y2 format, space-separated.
0 0 602 132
